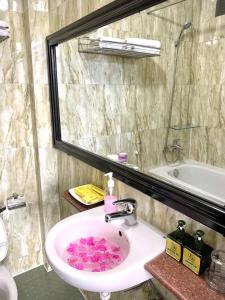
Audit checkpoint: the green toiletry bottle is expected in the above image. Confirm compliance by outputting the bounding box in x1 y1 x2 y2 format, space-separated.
182 230 213 275
166 220 191 262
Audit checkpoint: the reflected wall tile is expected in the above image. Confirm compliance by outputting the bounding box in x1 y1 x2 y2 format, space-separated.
59 84 105 140
145 0 192 42
0 84 33 148
171 84 191 127
57 38 124 85
188 84 221 128
103 84 122 135
136 128 167 171
123 56 149 85
189 127 208 163
219 85 225 127
175 41 193 85
207 128 225 168
94 134 121 157
135 85 169 131
75 137 96 153
191 39 225 85
120 85 136 133
192 0 225 43
119 132 138 166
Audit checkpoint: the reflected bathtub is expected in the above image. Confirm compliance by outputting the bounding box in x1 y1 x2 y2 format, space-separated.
149 161 225 206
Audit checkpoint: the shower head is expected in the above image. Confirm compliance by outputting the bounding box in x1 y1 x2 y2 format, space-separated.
175 21 192 47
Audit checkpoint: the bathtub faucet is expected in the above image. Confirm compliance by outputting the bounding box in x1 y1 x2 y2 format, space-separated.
165 139 183 152
105 198 137 226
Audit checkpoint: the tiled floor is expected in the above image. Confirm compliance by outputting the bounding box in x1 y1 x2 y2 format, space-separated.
15 266 84 300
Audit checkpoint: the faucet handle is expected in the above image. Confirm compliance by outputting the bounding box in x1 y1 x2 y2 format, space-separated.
113 198 137 213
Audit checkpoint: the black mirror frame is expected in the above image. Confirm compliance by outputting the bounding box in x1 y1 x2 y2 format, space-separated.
46 0 225 235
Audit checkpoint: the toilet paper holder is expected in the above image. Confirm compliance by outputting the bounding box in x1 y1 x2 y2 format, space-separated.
6 193 26 210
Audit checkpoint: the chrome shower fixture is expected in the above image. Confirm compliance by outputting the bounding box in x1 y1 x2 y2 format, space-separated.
175 21 192 47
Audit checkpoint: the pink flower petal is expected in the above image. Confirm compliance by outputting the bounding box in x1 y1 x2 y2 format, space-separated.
74 263 84 270
79 238 87 245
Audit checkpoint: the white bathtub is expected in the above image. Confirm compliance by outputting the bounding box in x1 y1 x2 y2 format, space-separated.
149 161 225 206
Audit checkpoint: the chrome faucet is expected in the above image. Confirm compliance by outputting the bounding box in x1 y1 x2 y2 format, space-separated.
105 198 137 226
164 139 183 152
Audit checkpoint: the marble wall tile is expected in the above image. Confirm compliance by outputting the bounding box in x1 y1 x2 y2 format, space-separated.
24 1 61 270
188 84 222 128
188 127 208 163
220 85 225 127
192 0 225 43
0 146 42 274
141 0 191 41
27 8 49 84
57 38 124 85
38 148 60 234
57 153 104 215
0 84 33 148
0 0 23 12
59 83 105 140
207 128 225 168
25 0 48 12
135 85 170 131
0 12 29 83
191 38 225 85
33 84 52 147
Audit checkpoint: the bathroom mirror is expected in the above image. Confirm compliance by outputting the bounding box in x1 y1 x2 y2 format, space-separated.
47 0 225 234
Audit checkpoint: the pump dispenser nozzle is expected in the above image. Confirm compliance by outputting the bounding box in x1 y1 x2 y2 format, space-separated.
104 172 117 213
105 172 114 196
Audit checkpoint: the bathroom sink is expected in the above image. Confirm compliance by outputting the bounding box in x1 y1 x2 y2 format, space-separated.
45 206 165 293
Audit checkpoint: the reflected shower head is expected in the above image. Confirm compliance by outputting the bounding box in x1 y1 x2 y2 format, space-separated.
175 21 192 47
175 21 192 46
183 21 192 30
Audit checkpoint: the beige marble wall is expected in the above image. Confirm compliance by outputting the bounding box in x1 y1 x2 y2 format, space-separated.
186 0 225 169
0 0 43 275
22 0 61 268
1 4 225 300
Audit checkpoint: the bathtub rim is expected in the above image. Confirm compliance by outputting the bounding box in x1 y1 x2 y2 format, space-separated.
149 160 225 207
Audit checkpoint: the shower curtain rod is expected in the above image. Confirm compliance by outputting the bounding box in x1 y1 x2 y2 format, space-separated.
147 0 186 14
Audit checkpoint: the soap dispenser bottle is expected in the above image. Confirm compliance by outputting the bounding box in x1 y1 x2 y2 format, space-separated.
166 220 191 262
104 172 118 213
182 230 213 275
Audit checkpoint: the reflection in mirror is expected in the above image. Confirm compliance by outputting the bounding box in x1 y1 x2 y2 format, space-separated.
56 0 225 208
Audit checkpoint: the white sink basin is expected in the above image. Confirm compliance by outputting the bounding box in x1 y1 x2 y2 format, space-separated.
45 206 165 293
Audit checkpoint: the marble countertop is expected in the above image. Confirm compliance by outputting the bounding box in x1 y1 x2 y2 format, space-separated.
144 252 225 300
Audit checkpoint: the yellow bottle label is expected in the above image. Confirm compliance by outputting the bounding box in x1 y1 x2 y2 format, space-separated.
182 247 201 274
166 238 181 261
